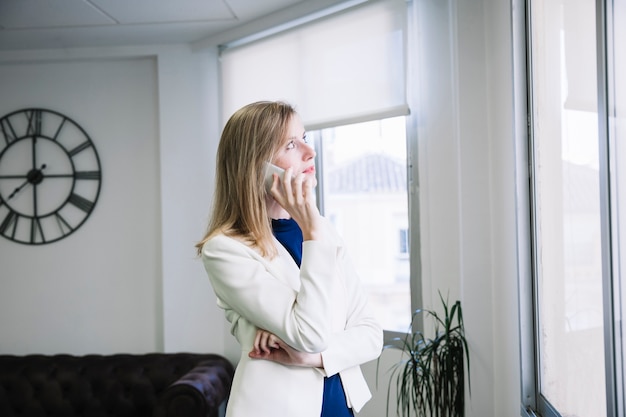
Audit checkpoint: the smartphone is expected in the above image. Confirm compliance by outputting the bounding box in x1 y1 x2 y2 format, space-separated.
264 162 285 192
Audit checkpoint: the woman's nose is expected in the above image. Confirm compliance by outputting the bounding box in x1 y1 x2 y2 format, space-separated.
303 143 316 159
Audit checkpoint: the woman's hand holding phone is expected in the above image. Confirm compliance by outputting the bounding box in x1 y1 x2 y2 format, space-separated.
264 163 285 193
264 163 321 241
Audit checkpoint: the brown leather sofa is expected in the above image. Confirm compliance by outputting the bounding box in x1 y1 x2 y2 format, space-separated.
0 352 234 417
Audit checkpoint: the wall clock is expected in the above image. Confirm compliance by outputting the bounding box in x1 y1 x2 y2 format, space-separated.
0 108 102 245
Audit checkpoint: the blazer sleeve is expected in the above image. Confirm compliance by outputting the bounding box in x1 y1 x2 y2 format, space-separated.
320 240 384 376
202 234 338 353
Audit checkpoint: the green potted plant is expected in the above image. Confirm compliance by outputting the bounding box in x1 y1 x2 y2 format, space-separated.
379 293 470 417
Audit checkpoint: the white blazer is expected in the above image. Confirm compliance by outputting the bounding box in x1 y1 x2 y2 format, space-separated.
201 218 383 417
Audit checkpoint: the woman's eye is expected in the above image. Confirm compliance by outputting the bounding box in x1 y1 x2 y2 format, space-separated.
303 134 309 144
286 141 295 150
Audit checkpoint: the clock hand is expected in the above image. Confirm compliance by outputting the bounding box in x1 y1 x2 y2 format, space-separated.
7 163 47 200
8 179 31 200
32 136 38 171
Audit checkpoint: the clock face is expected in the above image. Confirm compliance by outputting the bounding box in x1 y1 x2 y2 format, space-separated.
0 108 102 245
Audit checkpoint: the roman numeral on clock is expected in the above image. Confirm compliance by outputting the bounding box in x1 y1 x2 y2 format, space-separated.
54 212 74 236
0 210 18 239
31 217 44 243
26 109 43 137
74 171 101 180
0 117 17 145
68 193 94 212
68 141 92 156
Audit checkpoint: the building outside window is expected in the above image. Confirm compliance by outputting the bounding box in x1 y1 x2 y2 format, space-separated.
311 116 410 332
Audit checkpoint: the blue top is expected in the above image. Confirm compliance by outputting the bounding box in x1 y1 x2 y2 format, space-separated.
271 218 303 267
271 218 353 417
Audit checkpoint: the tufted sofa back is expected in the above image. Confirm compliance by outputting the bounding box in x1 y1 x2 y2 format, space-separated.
0 353 234 417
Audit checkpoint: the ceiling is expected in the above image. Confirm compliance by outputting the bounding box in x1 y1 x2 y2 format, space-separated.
0 0 321 51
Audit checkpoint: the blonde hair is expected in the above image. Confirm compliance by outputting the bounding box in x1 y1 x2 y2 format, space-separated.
195 101 297 258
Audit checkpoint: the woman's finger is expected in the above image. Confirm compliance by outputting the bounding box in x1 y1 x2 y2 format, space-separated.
268 334 279 349
253 330 262 353
292 173 306 204
260 331 272 353
302 175 314 198
281 168 295 203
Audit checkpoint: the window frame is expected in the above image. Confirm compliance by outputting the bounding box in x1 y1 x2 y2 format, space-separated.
517 0 623 416
310 108 421 344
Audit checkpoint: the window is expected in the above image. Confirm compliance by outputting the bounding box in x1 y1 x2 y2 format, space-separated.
520 0 626 415
219 0 418 336
311 116 411 332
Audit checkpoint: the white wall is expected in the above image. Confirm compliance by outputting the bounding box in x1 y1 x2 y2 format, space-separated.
0 0 522 415
154 46 226 355
0 56 163 354
0 44 223 355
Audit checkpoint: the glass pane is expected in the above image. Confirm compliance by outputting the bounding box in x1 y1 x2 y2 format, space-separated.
313 117 410 332
529 0 606 415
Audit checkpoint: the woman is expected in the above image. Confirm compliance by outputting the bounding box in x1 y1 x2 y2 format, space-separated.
196 101 383 416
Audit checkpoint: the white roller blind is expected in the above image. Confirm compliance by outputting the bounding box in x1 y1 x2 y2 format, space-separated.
220 0 407 129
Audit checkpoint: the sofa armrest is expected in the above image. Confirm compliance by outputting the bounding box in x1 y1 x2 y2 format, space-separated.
153 358 234 417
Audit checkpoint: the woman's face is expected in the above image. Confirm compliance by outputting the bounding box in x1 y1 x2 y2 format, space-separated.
272 114 317 186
